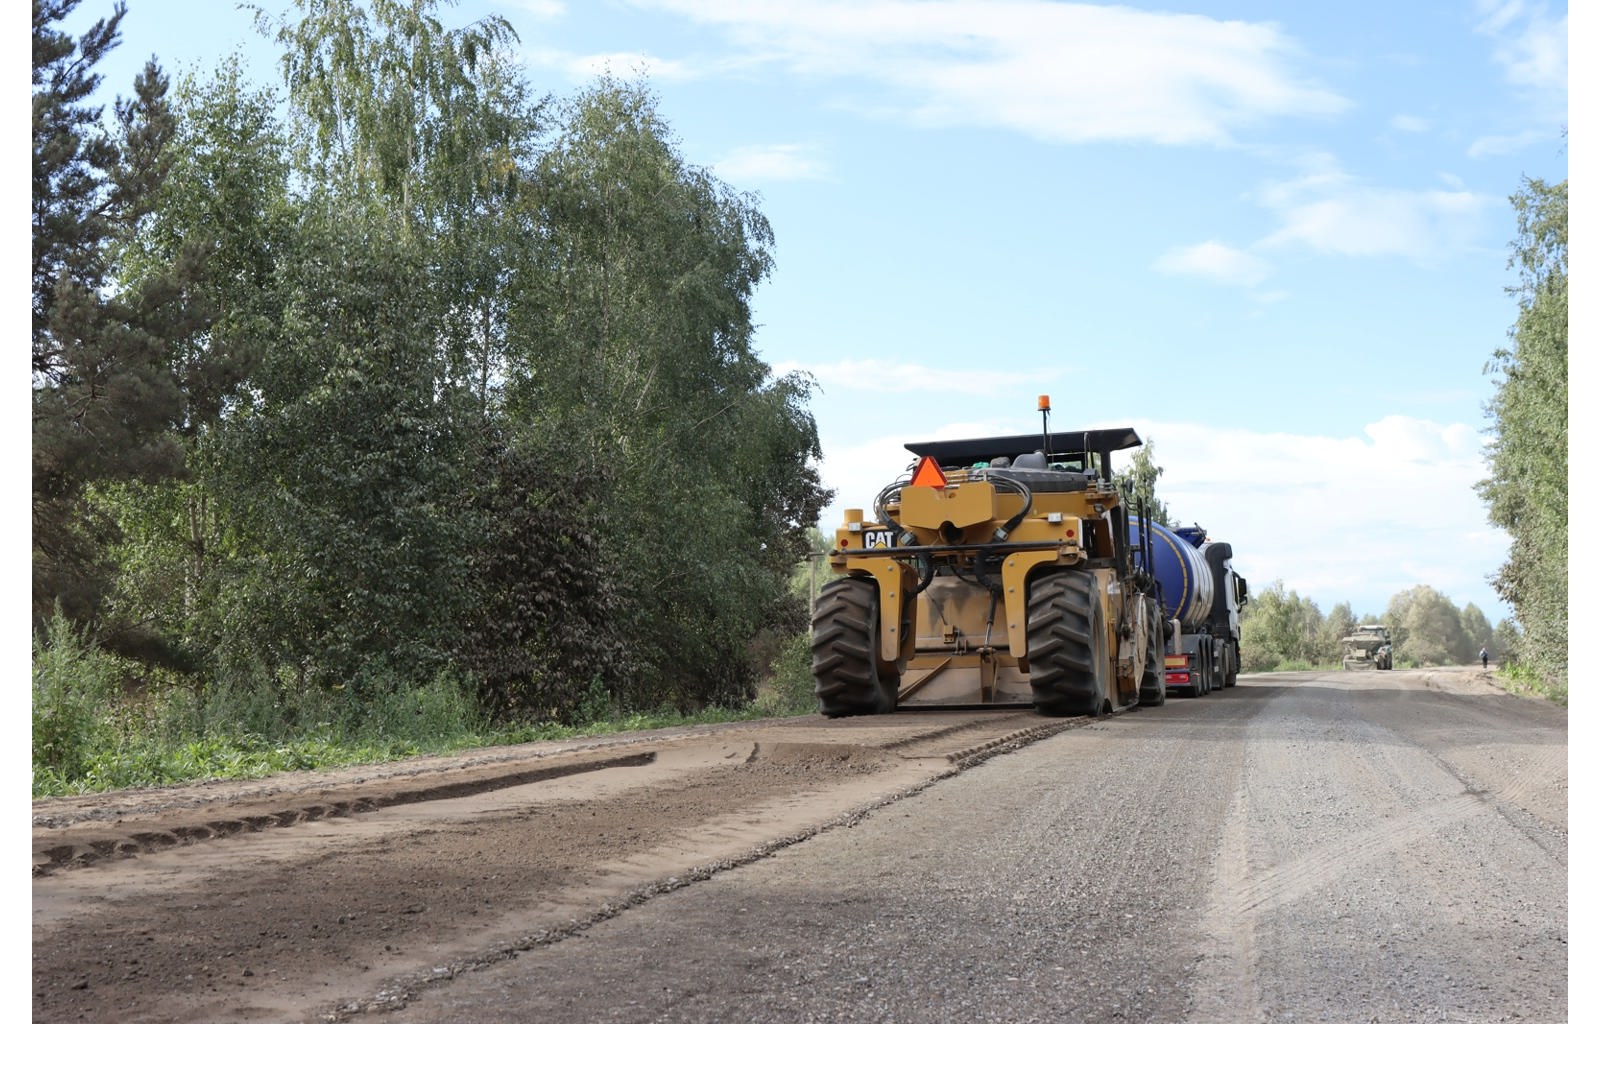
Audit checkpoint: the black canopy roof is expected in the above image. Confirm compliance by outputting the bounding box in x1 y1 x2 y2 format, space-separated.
903 428 1142 469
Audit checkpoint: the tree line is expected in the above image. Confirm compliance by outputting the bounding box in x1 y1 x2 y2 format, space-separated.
32 0 830 728
1237 581 1514 673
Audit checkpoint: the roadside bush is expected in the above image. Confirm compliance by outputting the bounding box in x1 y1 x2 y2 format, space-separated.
340 663 487 742
1240 647 1279 673
32 610 120 790
33 647 494 796
754 631 818 716
571 675 617 727
1497 659 1567 706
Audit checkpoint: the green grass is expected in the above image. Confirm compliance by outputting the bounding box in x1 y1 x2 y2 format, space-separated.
1491 660 1568 706
33 691 820 799
32 626 821 798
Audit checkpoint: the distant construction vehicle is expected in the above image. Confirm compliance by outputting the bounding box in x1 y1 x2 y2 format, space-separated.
810 398 1167 717
1342 624 1393 670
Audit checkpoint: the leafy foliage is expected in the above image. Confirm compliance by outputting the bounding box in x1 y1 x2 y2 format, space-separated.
1383 586 1467 667
32 0 829 778
507 78 827 708
755 631 822 717
1491 618 1522 664
32 608 120 787
209 203 474 687
1317 602 1357 664
1458 603 1493 663
1114 440 1172 527
1239 579 1327 672
452 433 625 723
254 0 523 222
32 0 128 351
1478 177 1567 693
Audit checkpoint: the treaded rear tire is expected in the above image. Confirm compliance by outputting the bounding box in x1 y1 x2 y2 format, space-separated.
1139 600 1166 706
1027 569 1109 717
811 579 898 718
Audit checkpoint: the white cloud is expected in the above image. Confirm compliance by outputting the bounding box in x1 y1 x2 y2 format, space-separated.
713 143 831 183
629 0 1349 145
1469 1 1567 141
815 416 1510 622
1153 240 1271 287
1467 129 1550 159
1254 165 1495 262
1475 1 1568 93
1155 161 1496 283
524 45 696 82
1118 417 1507 619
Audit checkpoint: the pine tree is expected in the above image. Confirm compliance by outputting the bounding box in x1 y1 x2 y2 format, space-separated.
32 0 203 640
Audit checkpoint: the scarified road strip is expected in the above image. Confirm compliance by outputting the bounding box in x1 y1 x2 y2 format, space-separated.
33 708 1110 1022
331 715 1088 1021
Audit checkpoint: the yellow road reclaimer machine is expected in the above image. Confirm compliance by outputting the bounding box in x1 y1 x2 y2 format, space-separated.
811 398 1168 717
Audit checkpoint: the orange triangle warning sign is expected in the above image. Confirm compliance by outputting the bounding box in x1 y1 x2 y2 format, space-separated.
910 455 947 488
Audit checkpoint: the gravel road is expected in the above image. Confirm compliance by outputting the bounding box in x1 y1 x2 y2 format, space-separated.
32 667 1566 1024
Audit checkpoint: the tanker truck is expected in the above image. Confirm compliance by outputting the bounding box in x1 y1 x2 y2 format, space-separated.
1130 520 1249 697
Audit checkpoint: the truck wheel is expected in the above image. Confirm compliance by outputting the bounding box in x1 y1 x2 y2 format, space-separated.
1224 643 1238 687
1026 569 1109 717
1139 601 1166 706
811 579 898 717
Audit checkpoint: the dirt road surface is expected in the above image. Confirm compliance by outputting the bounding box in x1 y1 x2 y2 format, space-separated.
33 666 1566 1024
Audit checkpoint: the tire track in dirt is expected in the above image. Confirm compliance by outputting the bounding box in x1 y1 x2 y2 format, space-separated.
1212 679 1564 922
1225 789 1495 917
32 751 657 877
1188 783 1264 1022
1188 675 1566 1022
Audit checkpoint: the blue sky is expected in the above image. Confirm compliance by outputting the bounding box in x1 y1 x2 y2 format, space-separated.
57 0 1573 625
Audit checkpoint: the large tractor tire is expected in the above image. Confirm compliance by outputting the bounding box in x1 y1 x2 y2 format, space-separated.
1026 569 1110 718
811 579 898 718
1224 642 1239 687
1139 601 1166 707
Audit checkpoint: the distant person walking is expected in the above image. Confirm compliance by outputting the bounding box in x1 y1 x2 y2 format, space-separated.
1480 645 1490 670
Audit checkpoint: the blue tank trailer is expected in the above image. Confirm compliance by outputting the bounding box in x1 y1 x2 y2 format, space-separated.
1130 519 1249 696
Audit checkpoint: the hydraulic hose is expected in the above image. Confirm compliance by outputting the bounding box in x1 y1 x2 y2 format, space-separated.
977 470 1033 543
